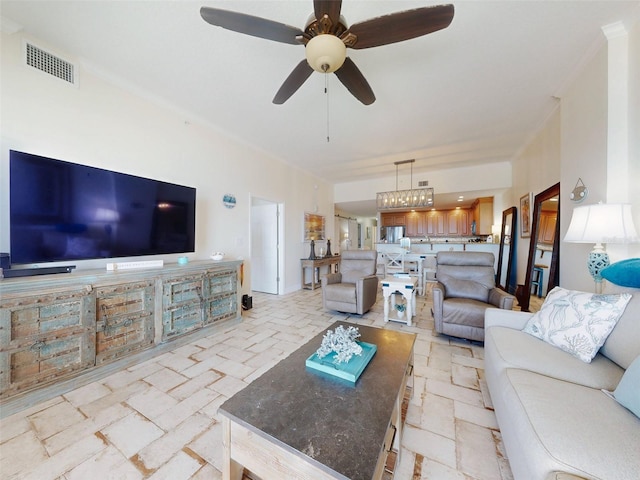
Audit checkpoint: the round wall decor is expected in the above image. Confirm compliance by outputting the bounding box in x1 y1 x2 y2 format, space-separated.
223 193 236 209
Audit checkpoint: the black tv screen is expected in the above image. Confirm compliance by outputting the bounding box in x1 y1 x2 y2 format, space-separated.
9 150 196 265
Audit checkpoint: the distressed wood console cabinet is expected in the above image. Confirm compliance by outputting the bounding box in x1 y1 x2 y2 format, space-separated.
0 260 242 405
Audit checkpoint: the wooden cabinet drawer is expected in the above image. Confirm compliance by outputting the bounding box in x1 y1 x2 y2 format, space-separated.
0 286 96 398
204 293 237 325
205 269 237 296
95 281 154 365
162 274 205 341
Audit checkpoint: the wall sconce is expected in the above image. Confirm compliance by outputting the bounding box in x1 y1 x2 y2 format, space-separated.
569 178 588 203
564 202 638 293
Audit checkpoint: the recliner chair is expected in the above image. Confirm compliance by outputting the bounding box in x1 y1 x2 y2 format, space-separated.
432 251 515 341
321 250 378 315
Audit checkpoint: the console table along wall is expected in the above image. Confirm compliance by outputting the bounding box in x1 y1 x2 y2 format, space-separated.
300 256 340 290
0 260 242 412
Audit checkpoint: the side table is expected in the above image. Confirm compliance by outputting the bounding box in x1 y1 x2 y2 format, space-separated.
381 276 418 326
300 256 340 290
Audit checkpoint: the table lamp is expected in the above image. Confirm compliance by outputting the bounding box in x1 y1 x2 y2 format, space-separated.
564 203 638 293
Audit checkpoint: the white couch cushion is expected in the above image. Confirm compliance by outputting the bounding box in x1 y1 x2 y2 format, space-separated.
485 326 624 391
523 287 631 363
502 368 640 480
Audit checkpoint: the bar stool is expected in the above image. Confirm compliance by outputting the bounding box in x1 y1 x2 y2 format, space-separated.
531 266 544 297
421 255 437 297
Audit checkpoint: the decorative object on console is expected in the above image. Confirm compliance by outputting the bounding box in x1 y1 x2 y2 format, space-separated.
519 192 532 238
325 239 332 257
569 178 588 203
600 258 640 288
211 252 225 261
315 325 363 364
523 286 632 363
305 325 377 384
376 159 434 210
308 239 317 259
564 202 639 293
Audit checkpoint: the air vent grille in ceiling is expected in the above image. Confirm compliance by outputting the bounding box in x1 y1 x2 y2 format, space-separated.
418 180 429 187
26 43 75 84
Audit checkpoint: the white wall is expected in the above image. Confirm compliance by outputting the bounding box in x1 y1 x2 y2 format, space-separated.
511 108 561 286
560 20 640 292
0 31 333 295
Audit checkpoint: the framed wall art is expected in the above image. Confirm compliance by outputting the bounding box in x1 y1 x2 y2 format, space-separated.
304 213 325 241
520 192 533 238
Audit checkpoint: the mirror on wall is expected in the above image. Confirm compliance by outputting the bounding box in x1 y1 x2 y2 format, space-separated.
496 206 517 294
521 183 560 312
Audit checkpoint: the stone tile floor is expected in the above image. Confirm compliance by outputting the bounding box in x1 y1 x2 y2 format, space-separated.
0 286 514 480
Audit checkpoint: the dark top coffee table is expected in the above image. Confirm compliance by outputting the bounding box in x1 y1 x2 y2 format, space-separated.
219 321 416 480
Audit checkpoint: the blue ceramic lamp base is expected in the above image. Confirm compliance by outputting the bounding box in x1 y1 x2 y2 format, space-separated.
588 245 610 294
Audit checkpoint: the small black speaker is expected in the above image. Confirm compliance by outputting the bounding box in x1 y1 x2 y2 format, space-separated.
0 253 10 270
242 294 253 310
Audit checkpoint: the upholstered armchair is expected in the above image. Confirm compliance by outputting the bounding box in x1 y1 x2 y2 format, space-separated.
432 251 515 341
321 250 378 315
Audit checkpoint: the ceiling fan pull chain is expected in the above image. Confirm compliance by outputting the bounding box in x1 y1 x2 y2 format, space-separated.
325 73 330 142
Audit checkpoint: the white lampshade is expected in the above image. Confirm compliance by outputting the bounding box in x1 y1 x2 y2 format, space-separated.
564 203 638 244
305 34 346 73
564 202 638 293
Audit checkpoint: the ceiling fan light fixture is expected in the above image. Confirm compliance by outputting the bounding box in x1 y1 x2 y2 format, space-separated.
305 34 346 73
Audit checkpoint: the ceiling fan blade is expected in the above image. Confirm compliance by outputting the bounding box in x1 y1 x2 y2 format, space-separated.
314 0 342 32
346 4 454 49
200 7 303 45
273 60 314 104
334 57 375 105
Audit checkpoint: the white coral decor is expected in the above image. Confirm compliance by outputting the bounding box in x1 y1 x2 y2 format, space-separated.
316 325 363 364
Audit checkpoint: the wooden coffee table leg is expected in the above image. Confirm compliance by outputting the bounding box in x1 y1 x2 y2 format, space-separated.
222 417 244 480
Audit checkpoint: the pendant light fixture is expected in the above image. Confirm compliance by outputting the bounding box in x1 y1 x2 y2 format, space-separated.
376 160 434 210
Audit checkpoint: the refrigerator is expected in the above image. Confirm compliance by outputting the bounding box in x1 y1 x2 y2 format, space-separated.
383 226 405 243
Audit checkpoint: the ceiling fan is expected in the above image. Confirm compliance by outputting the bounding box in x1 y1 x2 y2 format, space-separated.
200 1 454 105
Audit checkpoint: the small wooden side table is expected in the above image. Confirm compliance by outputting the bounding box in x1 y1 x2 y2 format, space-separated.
300 256 340 290
381 276 418 326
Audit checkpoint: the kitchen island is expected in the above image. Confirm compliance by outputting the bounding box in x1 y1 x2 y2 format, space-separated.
375 242 501 292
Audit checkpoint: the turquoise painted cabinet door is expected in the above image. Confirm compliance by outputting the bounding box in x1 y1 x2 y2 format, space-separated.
161 273 206 341
95 280 154 365
0 285 96 398
203 269 238 326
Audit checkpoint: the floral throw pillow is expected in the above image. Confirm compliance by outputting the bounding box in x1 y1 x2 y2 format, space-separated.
523 287 632 363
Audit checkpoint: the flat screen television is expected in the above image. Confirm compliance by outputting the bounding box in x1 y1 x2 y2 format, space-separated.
9 150 196 265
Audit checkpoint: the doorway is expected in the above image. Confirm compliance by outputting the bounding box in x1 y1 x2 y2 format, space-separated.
250 198 281 294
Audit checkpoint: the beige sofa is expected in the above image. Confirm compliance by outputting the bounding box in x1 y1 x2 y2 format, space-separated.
484 289 640 480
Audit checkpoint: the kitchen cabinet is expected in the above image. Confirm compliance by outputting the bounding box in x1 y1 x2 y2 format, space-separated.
405 211 426 237
446 210 470 236
538 210 558 244
383 204 486 238
381 213 406 227
471 197 494 235
425 211 446 236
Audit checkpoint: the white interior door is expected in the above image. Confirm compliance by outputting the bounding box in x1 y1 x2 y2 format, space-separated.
251 200 279 294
